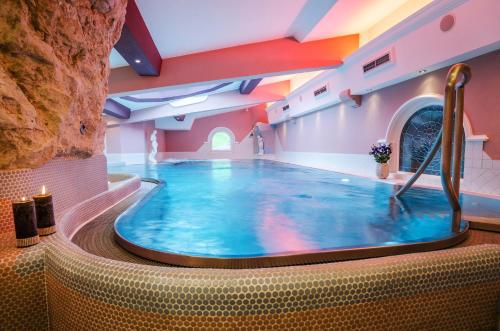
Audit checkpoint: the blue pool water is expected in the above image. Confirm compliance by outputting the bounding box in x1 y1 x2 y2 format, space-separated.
112 160 500 259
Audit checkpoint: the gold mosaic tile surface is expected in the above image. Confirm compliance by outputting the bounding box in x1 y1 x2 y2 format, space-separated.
72 183 164 266
0 233 48 330
46 229 500 331
0 168 499 330
2 227 499 330
0 199 14 234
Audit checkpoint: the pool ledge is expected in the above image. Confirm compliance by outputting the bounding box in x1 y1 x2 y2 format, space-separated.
2 177 498 329
60 174 141 240
466 215 500 233
115 223 470 269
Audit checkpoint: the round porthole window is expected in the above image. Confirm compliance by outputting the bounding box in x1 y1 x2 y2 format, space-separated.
211 131 232 151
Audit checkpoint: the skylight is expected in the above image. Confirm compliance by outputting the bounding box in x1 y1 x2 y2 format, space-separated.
169 95 208 107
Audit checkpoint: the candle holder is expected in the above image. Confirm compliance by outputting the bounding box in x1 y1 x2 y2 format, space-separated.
12 198 40 247
33 187 56 236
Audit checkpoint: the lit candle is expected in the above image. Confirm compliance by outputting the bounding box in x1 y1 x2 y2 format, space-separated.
12 197 40 247
33 185 56 236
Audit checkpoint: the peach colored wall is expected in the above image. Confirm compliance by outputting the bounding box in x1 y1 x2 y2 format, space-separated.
106 106 262 155
164 107 266 152
465 51 500 158
250 104 269 124
109 35 357 95
156 125 167 153
276 50 500 159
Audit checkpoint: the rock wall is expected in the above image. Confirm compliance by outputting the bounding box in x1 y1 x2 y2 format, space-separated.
0 0 126 170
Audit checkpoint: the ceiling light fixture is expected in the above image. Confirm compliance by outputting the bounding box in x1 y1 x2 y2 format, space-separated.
134 59 141 64
418 69 427 74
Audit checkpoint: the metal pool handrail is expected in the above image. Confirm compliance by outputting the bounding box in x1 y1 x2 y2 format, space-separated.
395 63 471 232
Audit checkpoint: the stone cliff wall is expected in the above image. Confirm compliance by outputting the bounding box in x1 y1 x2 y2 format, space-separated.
0 0 126 170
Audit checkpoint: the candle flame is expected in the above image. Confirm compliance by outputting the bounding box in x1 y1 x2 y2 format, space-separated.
41 185 46 195
21 197 26 201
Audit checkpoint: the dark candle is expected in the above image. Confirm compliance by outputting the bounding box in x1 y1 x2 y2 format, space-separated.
12 198 40 247
33 186 56 236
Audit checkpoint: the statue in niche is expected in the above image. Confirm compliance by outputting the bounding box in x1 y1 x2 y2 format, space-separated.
149 130 158 164
253 125 265 155
257 135 264 156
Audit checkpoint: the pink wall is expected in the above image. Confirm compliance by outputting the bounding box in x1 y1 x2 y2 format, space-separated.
106 105 266 154
106 121 166 154
260 128 275 154
105 125 124 153
0 155 108 234
164 107 267 152
277 50 500 159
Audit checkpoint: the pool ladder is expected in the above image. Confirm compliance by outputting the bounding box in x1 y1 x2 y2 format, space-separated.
395 63 472 232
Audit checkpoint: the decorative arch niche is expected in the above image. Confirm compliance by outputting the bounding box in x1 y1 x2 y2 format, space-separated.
399 105 465 177
381 94 474 173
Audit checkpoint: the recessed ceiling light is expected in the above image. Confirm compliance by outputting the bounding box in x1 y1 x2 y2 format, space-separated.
134 59 141 64
341 178 350 182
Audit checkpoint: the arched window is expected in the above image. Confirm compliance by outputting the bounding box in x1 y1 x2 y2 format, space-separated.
211 130 232 151
399 105 465 177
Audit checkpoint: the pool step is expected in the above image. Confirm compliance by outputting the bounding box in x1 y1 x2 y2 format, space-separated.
465 215 500 233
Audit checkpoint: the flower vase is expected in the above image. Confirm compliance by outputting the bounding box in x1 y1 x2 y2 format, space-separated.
376 162 389 179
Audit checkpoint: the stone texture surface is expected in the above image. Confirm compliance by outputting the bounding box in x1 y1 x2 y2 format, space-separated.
0 0 126 170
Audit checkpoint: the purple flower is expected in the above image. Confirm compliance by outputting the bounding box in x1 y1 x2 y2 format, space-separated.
369 143 392 163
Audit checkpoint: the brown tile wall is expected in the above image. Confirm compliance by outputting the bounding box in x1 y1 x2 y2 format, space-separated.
0 234 48 330
0 171 138 331
0 156 499 330
44 240 500 331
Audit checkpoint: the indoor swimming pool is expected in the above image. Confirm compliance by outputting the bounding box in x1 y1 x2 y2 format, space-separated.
111 160 500 267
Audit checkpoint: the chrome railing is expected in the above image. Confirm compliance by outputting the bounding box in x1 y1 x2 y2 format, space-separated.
394 63 471 232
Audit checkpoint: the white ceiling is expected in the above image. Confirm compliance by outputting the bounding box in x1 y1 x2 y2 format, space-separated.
109 0 425 69
135 0 309 59
302 0 410 42
109 48 128 68
106 0 433 123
